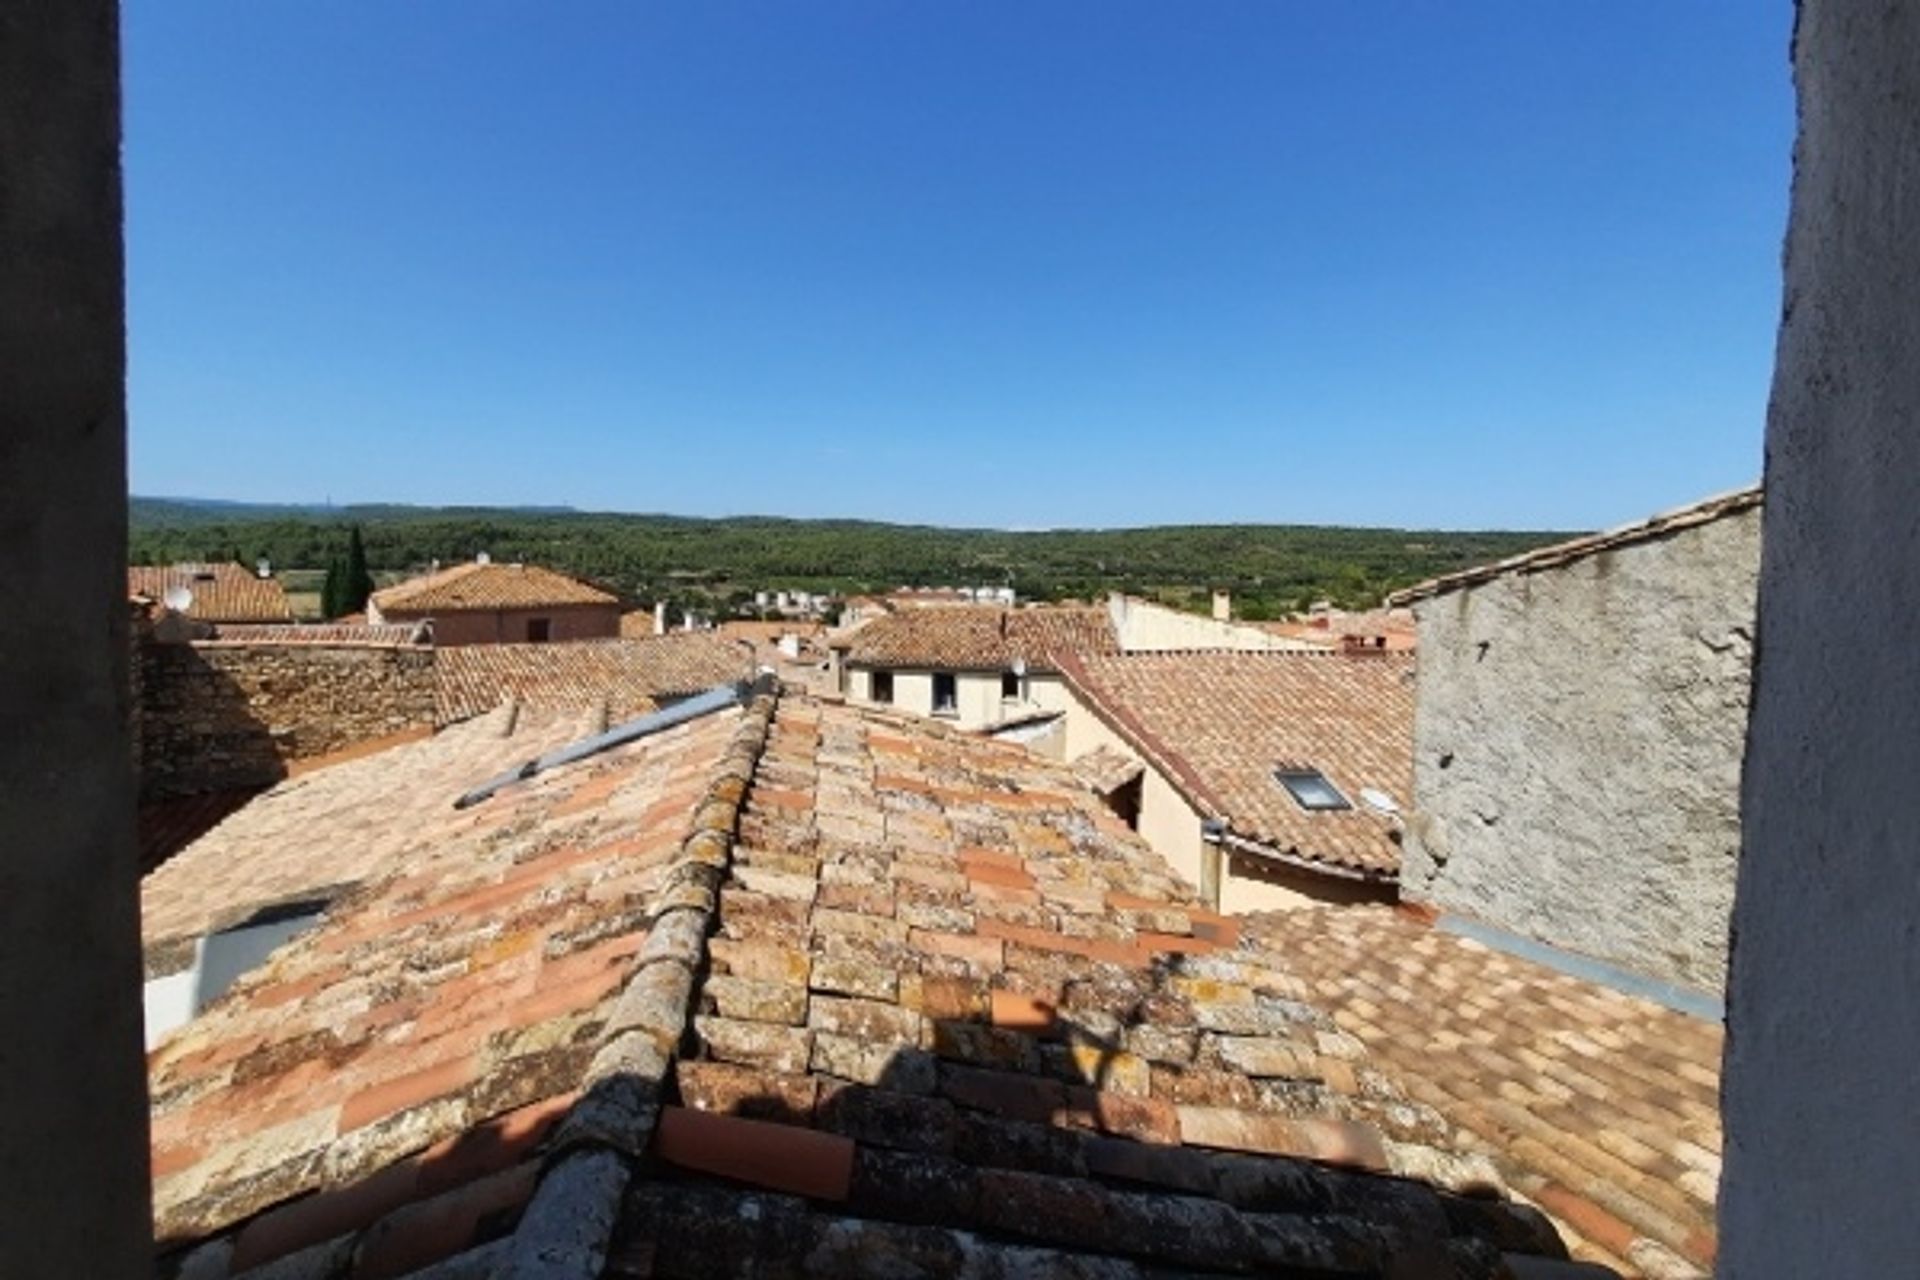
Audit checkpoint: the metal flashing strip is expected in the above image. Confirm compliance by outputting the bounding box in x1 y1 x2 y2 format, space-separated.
1436 913 1724 1022
453 677 763 809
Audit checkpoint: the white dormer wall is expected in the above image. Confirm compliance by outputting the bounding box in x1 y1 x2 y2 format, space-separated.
1105 594 1328 653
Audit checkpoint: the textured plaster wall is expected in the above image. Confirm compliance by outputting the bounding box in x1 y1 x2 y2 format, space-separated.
1106 594 1309 652
0 1 153 1269
1401 509 1760 992
139 642 437 797
845 666 1069 731
1720 4 1920 1273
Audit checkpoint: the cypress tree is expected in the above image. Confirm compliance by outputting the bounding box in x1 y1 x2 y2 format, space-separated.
344 526 375 615
320 556 345 620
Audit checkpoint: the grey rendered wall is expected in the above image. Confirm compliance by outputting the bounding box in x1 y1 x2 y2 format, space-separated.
1400 509 1760 992
0 2 153 1273
1719 3 1920 1273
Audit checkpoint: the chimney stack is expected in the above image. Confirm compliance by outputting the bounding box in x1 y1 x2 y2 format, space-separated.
1212 589 1232 622
653 601 668 636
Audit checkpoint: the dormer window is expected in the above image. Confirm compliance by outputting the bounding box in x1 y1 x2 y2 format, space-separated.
1275 768 1350 811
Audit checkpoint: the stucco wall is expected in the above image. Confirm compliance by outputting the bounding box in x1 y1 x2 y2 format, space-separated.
378 603 619 646
1060 694 1209 890
1401 508 1760 992
138 641 437 798
846 664 1068 731
1720 4 1920 1273
1106 594 1315 652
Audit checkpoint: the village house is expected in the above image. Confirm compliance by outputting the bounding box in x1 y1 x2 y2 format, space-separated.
129 561 294 624
1389 486 1762 996
1056 649 1413 914
368 558 621 645
834 604 1119 729
835 595 1322 736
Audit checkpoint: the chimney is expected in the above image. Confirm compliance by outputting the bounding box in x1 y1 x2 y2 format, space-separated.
476 550 491 565
255 557 271 579
1340 633 1387 656
654 601 668 636
1212 589 1232 622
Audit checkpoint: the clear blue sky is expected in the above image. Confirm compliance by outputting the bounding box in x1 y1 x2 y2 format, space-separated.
124 3 1794 530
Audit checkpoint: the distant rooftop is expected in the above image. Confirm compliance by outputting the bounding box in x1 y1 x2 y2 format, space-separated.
129 562 293 624
842 604 1119 672
371 560 619 614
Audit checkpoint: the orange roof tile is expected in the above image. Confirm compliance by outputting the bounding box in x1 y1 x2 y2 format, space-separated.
1059 650 1414 879
129 563 294 624
371 561 619 614
1244 906 1722 1277
433 635 753 725
843 605 1118 672
146 687 1602 1277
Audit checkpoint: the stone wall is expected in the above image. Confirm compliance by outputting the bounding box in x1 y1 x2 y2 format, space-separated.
138 640 436 799
1400 506 1761 993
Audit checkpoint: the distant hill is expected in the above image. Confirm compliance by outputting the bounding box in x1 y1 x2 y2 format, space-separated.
128 496 1575 618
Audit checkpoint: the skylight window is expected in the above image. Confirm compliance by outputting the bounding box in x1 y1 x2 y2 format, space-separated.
1275 768 1350 812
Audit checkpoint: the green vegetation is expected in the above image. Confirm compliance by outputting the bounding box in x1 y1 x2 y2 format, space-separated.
129 498 1574 619
319 526 377 620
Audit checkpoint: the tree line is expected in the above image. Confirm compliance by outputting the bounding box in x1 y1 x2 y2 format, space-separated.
129 499 1571 619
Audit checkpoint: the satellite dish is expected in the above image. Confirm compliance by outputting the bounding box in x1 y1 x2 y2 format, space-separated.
163 586 194 613
1359 787 1400 816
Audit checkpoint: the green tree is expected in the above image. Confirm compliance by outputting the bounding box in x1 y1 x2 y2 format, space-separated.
343 525 375 615
320 556 345 620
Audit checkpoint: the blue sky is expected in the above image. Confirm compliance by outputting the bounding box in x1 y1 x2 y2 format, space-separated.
124 3 1794 530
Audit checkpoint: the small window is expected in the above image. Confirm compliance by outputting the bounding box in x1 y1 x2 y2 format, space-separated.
1001 671 1021 700
932 672 958 716
526 617 552 643
870 671 894 705
1275 768 1350 811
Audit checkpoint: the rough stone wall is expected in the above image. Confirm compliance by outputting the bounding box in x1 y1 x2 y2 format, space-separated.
138 641 436 798
1721 4 1920 1273
381 603 620 646
1400 507 1761 992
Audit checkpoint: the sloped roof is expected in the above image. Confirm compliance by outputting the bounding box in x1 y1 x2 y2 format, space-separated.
372 561 619 614
145 690 1590 1278
129 563 294 624
1058 651 1414 879
434 635 753 726
140 704 605 973
1388 486 1763 606
1245 906 1723 1278
844 605 1119 672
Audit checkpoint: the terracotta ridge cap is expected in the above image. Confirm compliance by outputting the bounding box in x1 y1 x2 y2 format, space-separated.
498 676 779 1276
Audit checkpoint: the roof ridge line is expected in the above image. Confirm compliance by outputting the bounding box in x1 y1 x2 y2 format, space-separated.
496 675 778 1276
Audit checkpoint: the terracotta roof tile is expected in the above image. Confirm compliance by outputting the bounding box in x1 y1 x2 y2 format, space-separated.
372 561 619 614
433 635 753 725
844 605 1118 672
147 687 1603 1278
129 562 294 624
147 703 751 1267
1060 650 1414 878
1244 906 1722 1277
206 623 427 645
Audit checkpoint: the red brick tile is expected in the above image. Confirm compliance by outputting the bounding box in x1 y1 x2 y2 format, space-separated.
340 1053 478 1132
989 990 1057 1032
654 1106 854 1201
415 1092 577 1197
676 1061 819 1122
1294 1118 1390 1171
939 1065 1067 1126
231 1158 422 1271
1187 913 1241 948
958 847 1027 874
1531 1183 1640 1261
909 929 1004 969
352 1162 541 1280
965 863 1038 892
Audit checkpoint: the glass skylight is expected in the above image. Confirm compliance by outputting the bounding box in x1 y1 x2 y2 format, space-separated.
1275 768 1351 811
